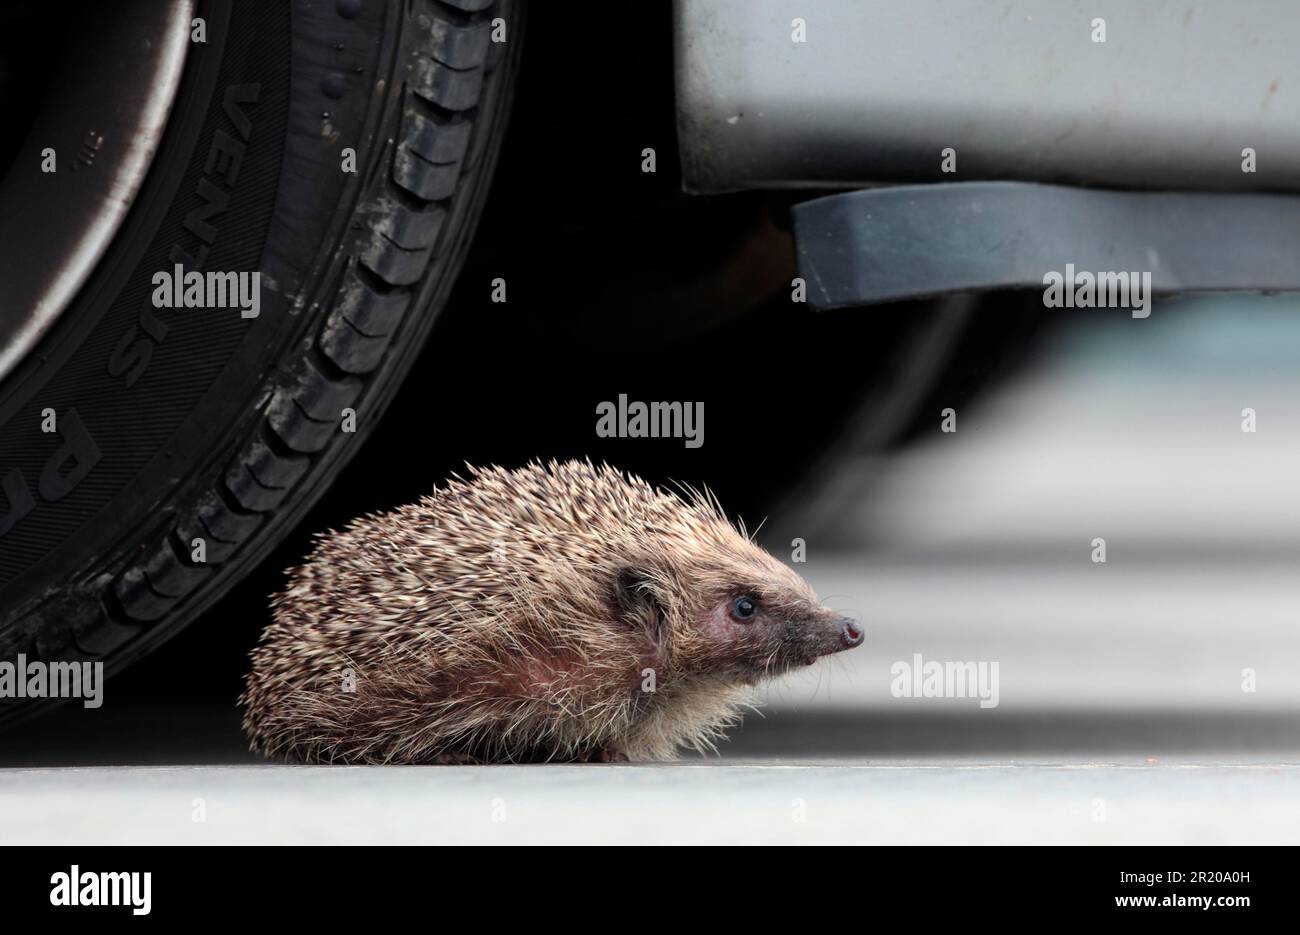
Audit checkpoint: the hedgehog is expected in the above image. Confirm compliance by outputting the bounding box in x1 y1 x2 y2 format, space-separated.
240 460 863 764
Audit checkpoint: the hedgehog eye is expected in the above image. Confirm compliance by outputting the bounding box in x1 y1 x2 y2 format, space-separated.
731 596 758 621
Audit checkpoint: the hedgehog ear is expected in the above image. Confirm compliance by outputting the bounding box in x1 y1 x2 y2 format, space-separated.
614 567 666 636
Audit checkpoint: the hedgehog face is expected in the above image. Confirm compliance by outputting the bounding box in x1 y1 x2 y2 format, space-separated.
629 536 864 682
696 582 863 681
614 547 861 682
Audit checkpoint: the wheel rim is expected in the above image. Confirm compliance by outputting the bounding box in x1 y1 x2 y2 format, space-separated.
0 0 193 382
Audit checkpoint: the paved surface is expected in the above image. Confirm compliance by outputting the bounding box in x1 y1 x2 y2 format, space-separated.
7 759 1300 845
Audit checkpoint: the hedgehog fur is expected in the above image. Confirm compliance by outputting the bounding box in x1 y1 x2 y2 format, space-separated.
240 460 861 763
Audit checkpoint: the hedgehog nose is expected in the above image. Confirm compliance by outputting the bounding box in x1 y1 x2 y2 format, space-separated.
838 617 864 648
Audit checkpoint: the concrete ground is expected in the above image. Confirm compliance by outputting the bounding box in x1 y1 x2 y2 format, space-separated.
5 296 1300 844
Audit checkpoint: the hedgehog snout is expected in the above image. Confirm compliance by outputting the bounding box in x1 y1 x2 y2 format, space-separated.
809 614 863 659
777 610 865 669
836 617 864 650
